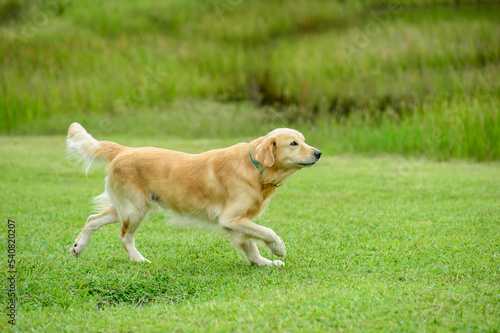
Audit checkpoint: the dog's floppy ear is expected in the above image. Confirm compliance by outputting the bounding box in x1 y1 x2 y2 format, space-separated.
255 136 276 167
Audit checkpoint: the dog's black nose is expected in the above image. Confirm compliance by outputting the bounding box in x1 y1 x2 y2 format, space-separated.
314 150 322 160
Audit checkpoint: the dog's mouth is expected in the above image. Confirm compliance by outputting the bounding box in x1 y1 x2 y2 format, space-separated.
297 162 316 167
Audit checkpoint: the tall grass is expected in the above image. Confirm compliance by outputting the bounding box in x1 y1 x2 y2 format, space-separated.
307 96 500 160
0 0 498 159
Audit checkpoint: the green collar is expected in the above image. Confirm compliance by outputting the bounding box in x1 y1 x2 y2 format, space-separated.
248 149 280 187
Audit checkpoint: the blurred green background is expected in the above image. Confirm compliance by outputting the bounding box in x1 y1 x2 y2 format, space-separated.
1 0 499 159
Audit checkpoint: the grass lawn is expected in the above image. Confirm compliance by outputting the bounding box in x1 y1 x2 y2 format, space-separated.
0 135 499 332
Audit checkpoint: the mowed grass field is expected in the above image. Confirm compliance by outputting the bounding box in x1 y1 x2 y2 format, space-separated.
1 135 499 332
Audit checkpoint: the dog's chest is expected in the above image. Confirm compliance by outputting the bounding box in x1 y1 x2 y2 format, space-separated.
245 187 276 218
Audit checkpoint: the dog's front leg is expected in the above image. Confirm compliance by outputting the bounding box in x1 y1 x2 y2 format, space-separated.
230 234 285 267
221 216 286 258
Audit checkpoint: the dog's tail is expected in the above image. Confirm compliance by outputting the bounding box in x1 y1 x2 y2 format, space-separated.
66 122 127 174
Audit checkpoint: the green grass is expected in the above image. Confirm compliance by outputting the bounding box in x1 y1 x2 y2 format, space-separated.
1 1 499 330
1 1 499 160
6 97 498 161
1 136 499 331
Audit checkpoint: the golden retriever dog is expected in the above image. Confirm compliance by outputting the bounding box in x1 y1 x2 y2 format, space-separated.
67 123 321 266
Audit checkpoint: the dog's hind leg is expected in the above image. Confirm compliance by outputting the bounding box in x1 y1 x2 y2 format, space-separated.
113 195 151 262
119 211 150 262
106 177 151 262
71 206 119 257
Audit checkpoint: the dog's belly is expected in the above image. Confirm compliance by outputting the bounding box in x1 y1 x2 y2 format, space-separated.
152 194 223 231
151 191 222 222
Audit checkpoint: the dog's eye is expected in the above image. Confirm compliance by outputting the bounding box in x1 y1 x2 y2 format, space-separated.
290 141 298 146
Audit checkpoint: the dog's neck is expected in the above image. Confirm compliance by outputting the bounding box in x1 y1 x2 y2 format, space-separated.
248 148 281 187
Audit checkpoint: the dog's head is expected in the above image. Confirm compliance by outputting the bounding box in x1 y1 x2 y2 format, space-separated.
254 128 321 170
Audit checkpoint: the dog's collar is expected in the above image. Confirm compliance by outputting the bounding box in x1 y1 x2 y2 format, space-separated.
248 148 280 187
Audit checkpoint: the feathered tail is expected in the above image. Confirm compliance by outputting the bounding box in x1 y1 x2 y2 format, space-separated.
66 122 126 173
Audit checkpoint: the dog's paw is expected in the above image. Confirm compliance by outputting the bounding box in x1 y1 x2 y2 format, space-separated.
70 242 82 258
272 260 285 267
251 258 285 267
130 256 151 263
267 237 286 257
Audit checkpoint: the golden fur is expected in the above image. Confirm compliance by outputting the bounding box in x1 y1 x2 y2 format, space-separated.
67 122 321 266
